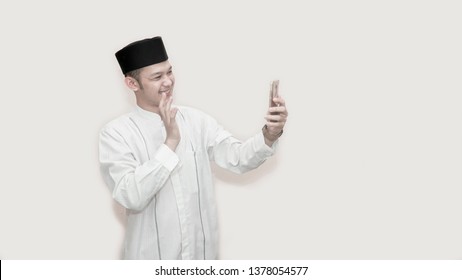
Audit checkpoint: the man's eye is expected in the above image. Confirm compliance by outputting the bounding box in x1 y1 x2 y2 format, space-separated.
153 76 161 80
167 71 173 75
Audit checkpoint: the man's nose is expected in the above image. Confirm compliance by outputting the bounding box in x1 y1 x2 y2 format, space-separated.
162 76 173 87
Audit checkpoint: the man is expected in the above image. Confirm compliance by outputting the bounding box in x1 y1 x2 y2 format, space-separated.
99 36 288 259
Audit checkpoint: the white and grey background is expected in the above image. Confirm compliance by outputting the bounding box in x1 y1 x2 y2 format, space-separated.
0 0 460 259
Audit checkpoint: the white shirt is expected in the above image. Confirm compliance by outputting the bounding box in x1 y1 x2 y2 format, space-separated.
99 105 276 259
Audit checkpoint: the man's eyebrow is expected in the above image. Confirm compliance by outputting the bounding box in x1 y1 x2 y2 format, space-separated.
149 66 173 77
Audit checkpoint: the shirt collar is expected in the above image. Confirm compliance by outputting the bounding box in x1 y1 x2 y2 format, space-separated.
135 105 162 121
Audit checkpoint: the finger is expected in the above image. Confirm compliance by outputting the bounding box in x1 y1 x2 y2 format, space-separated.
163 97 173 124
273 96 286 107
265 119 286 126
170 107 178 120
159 92 167 110
158 93 168 121
165 96 172 111
268 106 288 115
265 114 285 122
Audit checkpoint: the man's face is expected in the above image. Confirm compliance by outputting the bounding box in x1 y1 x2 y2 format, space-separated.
135 60 175 111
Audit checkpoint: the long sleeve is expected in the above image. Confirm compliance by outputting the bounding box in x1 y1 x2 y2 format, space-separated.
99 127 179 211
203 114 277 174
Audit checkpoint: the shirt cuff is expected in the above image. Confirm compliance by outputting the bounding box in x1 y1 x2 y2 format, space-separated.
256 131 278 155
154 144 180 172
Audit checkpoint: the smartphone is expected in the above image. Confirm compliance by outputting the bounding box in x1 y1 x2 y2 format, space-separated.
269 80 280 108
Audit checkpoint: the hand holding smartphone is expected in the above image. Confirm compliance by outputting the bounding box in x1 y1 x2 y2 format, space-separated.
264 80 285 141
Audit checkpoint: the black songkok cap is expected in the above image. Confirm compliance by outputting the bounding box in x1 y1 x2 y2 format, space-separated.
115 36 169 74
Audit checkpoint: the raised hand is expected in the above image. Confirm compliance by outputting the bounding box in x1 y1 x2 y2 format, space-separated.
158 92 181 151
263 96 288 146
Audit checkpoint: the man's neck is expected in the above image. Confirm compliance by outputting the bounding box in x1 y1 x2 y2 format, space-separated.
136 100 160 115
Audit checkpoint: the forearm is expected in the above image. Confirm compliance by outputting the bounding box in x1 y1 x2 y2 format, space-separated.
212 132 275 174
112 163 170 211
102 144 179 211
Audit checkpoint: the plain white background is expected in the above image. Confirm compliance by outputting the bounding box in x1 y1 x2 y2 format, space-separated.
0 0 461 259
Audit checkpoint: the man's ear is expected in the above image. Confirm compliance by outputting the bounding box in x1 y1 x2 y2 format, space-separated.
124 76 141 91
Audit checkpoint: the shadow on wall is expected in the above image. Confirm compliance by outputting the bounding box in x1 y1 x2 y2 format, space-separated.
211 154 279 187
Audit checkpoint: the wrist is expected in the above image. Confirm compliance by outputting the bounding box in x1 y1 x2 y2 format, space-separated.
262 125 283 142
165 138 179 152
